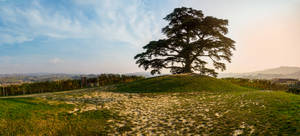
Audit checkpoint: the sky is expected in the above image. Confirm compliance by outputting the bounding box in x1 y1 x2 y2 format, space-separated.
0 0 299 74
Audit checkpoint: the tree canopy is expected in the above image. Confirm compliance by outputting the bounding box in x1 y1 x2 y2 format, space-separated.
134 7 235 77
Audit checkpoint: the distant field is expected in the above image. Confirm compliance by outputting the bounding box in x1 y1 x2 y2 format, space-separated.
0 75 299 135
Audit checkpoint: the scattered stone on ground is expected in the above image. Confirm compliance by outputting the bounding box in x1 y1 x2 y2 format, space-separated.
40 88 256 135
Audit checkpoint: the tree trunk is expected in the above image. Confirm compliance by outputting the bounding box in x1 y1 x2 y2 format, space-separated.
183 58 193 73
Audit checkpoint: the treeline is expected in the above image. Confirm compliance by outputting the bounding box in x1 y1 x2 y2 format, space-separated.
287 82 300 94
222 78 288 90
0 74 144 96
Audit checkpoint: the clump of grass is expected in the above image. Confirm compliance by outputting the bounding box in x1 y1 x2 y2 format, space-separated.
114 74 254 93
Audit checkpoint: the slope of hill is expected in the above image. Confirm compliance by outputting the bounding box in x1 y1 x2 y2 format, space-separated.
219 66 300 80
115 74 252 93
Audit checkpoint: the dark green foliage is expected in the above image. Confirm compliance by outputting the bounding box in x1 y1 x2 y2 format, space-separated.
288 82 300 94
0 80 81 96
0 74 143 96
135 7 235 77
95 74 142 86
287 88 300 94
114 74 253 93
223 78 288 90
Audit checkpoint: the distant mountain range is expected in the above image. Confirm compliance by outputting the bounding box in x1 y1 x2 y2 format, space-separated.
219 66 300 80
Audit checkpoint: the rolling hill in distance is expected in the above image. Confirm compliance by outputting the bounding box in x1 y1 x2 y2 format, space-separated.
0 73 98 85
1 66 300 85
219 66 300 80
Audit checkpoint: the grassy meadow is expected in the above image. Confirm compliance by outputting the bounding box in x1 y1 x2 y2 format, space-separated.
0 74 299 135
0 97 116 135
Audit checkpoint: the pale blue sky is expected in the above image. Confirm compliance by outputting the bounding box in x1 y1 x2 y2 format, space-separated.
0 0 299 74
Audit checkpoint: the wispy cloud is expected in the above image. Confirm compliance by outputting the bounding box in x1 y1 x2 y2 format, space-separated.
0 33 33 44
0 0 162 47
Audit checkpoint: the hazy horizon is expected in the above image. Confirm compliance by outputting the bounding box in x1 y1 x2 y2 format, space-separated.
0 0 299 74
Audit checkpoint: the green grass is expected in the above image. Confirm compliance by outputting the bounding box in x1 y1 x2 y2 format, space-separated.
185 90 300 135
114 74 254 93
0 97 117 135
237 91 300 135
0 74 298 135
112 74 299 135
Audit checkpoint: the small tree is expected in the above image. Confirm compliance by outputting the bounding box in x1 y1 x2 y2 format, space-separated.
134 7 235 77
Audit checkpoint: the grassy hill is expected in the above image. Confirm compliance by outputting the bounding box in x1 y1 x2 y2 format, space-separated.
0 74 299 135
115 74 253 93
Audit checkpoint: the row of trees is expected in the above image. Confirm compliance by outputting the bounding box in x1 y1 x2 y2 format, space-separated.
0 74 144 96
223 78 288 90
87 74 143 87
288 82 300 94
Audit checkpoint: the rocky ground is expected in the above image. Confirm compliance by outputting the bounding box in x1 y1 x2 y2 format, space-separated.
39 87 260 135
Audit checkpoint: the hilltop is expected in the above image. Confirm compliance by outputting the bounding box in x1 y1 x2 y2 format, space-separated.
115 74 252 93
